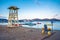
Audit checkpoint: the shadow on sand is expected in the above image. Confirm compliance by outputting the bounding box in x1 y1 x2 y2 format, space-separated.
41 32 56 40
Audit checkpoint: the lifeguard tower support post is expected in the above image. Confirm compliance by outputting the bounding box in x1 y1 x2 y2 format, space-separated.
8 6 19 27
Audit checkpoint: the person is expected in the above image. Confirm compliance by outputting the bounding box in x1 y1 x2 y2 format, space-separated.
41 24 48 34
44 24 48 32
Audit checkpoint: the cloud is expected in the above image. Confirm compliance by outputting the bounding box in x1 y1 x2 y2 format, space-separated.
0 14 2 17
0 14 6 19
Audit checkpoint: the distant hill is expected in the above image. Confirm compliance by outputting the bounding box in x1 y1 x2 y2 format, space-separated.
50 18 60 21
32 18 60 21
0 18 60 23
32 18 50 21
0 19 8 23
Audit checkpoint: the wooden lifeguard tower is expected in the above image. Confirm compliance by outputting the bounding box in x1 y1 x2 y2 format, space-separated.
8 6 19 27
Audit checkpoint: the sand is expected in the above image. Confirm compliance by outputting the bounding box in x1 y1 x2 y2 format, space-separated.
44 30 60 40
0 25 60 40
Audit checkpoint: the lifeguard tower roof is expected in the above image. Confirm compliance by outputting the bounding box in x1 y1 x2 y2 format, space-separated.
8 6 19 10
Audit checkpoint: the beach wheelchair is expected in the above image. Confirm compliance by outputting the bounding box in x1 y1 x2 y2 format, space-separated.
42 24 51 36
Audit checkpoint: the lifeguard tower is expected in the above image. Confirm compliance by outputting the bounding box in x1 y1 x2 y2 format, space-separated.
8 6 19 27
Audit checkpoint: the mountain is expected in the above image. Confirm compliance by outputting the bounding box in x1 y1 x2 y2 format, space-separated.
32 18 60 21
50 18 60 21
0 15 8 23
32 18 41 21
0 18 60 23
32 18 50 21
0 19 8 23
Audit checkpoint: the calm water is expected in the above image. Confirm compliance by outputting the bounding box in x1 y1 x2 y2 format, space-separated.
0 21 60 30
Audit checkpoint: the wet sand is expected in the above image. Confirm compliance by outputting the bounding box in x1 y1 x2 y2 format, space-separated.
0 25 60 40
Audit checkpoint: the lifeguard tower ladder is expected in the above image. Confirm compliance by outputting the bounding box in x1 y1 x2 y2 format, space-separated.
8 6 19 27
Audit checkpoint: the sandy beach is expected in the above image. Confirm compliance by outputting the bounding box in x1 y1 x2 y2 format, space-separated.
0 25 60 40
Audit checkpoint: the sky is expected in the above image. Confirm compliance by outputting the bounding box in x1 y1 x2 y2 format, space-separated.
0 0 60 19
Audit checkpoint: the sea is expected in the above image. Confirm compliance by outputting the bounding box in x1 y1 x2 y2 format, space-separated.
0 21 60 30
